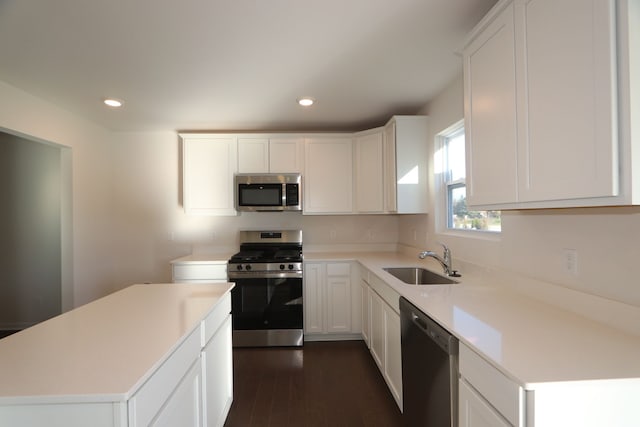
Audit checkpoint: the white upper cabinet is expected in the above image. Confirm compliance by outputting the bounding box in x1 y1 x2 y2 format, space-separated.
464 0 639 209
237 138 269 173
303 136 353 214
269 137 304 173
463 2 519 207
354 128 384 213
384 116 429 213
237 136 304 173
182 116 431 216
181 134 238 216
517 0 618 203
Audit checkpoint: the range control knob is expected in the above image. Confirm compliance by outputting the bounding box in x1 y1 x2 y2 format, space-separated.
236 265 242 271
245 265 252 271
279 264 285 270
288 264 294 270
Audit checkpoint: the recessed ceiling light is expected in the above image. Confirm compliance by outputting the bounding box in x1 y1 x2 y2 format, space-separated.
297 97 314 107
103 98 123 108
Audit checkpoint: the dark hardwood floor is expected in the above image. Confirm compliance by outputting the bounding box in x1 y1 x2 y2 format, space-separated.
224 340 403 427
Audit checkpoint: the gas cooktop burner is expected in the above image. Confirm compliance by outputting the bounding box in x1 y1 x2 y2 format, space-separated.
230 251 265 262
274 249 302 261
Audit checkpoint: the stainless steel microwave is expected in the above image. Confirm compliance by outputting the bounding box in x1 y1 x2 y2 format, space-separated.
235 173 302 212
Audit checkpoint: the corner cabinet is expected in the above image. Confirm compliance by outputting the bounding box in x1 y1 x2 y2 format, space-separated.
353 128 385 213
384 116 429 213
181 134 238 216
463 0 640 209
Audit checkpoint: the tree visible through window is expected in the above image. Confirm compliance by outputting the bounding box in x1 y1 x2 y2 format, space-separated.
442 126 501 232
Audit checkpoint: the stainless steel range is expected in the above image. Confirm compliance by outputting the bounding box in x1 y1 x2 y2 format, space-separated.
227 230 303 347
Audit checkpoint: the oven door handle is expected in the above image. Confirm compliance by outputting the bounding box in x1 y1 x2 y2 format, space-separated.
228 272 303 280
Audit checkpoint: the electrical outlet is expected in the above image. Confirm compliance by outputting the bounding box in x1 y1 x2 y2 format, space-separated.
562 248 578 275
366 229 373 240
330 230 337 240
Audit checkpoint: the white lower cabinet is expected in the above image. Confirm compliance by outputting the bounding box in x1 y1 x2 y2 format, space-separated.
459 343 524 427
459 379 511 427
369 290 385 369
171 259 228 284
360 276 370 347
150 359 203 427
129 293 233 427
202 316 233 427
361 269 403 411
128 327 203 427
304 261 360 339
383 302 402 408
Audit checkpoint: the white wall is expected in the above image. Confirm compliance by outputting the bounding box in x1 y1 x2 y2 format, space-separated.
401 74 640 308
0 81 114 307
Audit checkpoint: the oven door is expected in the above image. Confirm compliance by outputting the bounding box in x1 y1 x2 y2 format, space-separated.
231 275 303 333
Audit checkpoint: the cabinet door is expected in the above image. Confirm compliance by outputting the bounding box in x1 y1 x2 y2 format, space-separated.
459 379 511 427
392 116 429 213
182 136 237 215
303 137 353 214
202 316 233 427
237 138 269 173
152 359 203 427
516 0 618 202
269 138 304 173
383 122 397 212
360 280 370 347
369 290 385 370
326 276 351 333
303 263 324 334
354 131 384 213
463 2 518 207
383 304 402 410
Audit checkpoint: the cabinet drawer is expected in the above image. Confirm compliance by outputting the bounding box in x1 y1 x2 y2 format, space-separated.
459 343 522 426
369 274 400 314
172 263 227 281
129 326 202 427
202 292 231 346
326 262 351 276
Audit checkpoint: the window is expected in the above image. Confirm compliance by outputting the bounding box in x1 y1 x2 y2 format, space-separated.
440 124 501 232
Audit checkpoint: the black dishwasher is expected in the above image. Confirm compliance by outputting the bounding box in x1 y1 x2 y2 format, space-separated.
400 297 459 427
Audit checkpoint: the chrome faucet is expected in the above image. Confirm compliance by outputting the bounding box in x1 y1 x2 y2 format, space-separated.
419 243 455 276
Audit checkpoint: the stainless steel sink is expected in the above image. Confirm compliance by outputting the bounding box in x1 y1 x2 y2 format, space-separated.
383 267 458 285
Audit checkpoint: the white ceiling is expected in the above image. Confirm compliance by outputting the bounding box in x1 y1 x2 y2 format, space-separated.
0 0 496 132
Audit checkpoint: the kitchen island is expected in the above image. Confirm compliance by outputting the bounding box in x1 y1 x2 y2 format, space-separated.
0 282 234 427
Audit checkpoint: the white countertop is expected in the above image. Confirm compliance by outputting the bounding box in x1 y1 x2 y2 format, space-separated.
0 282 234 404
305 251 640 390
170 254 232 264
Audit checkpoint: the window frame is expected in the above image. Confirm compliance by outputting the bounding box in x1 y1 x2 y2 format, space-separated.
435 120 501 238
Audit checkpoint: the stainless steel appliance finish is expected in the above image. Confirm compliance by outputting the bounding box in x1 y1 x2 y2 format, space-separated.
228 230 303 347
235 173 302 212
400 297 459 427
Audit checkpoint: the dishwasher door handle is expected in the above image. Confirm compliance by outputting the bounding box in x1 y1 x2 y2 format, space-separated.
411 312 429 334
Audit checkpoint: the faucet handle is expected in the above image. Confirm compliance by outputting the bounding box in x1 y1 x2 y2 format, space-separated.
436 241 450 253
